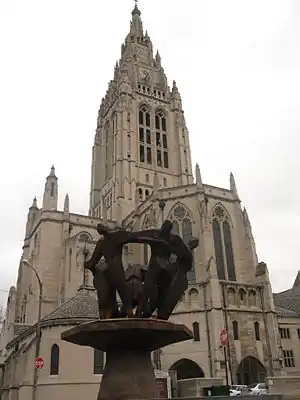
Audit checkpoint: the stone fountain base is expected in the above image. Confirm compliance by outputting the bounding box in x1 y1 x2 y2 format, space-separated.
61 318 192 400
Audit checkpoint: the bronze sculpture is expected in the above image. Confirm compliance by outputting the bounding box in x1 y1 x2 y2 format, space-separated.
64 219 198 400
84 220 199 320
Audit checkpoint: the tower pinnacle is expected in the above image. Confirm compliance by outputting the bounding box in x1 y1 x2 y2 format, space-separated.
132 0 141 16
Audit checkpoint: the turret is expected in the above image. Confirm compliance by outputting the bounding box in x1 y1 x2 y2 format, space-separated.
130 2 143 37
43 165 58 210
25 197 38 238
171 80 182 110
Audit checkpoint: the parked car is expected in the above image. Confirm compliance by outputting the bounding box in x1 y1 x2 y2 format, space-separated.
249 382 268 395
230 385 249 396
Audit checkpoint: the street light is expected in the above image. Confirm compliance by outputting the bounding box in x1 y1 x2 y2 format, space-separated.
22 259 43 400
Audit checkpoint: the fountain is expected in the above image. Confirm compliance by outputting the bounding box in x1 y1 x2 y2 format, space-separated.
61 220 199 399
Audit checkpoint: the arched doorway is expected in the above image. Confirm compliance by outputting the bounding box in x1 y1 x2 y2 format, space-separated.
169 358 205 380
236 356 267 385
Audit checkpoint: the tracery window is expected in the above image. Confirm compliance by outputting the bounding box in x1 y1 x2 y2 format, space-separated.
155 110 168 168
50 344 60 375
139 106 152 165
169 204 195 282
212 205 236 281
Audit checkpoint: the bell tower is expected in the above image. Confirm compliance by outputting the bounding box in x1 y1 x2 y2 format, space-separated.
89 3 193 221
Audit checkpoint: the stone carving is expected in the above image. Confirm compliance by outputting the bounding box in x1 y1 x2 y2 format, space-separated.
84 220 199 321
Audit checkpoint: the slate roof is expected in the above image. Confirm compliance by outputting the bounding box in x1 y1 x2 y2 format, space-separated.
42 288 99 322
274 305 299 317
273 284 300 316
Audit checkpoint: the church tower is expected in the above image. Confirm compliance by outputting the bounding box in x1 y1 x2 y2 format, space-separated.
89 3 193 221
43 165 58 211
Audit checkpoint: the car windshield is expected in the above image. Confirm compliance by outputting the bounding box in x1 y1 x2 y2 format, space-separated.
231 386 238 390
249 383 257 388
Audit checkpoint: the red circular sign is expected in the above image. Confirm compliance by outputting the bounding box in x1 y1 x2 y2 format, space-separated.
35 357 44 370
220 328 228 346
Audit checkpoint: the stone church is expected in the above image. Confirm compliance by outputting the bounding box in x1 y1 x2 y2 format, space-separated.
1 3 300 399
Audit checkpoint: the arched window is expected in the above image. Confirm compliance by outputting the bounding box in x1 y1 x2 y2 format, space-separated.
169 204 195 282
254 321 260 341
155 110 168 168
139 106 152 165
228 288 236 305
212 205 236 281
138 188 143 201
50 344 60 375
239 288 246 303
145 189 150 198
249 290 257 307
94 349 104 375
192 322 200 342
233 321 239 340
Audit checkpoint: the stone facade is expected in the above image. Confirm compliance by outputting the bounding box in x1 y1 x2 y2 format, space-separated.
0 4 300 400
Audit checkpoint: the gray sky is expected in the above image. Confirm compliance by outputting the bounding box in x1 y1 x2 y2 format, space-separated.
0 0 299 305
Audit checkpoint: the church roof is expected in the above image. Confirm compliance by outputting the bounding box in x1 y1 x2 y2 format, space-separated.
43 288 99 322
6 288 99 350
274 305 299 317
273 284 300 316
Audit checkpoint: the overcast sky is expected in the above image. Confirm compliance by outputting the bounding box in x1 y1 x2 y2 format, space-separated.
0 0 299 305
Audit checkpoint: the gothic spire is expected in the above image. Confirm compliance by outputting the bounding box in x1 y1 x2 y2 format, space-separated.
230 172 238 196
30 197 38 209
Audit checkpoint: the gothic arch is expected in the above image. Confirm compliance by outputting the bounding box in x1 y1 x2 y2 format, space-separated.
154 107 167 117
168 202 193 221
211 203 233 228
77 232 93 242
169 358 205 380
236 356 267 385
139 103 151 113
211 203 236 282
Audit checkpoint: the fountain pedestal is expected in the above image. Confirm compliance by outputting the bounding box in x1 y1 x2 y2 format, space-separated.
62 318 192 400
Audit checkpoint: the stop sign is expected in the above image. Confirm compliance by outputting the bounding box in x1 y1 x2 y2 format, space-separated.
35 357 44 370
220 328 228 347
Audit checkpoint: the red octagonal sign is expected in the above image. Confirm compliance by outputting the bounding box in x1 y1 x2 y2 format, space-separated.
35 357 44 370
220 328 228 347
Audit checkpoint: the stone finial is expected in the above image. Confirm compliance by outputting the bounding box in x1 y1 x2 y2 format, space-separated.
49 165 56 177
155 50 161 65
195 163 203 189
230 172 238 195
64 194 69 214
30 197 38 209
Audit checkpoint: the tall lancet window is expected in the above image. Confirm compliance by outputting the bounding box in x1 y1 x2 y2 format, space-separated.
155 110 168 168
139 106 152 165
212 205 236 281
169 204 196 282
